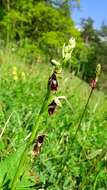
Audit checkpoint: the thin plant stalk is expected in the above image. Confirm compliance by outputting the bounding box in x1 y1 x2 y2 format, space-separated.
29 89 50 144
11 89 50 190
71 88 94 146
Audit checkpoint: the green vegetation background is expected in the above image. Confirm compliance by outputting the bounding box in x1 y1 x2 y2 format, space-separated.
0 0 107 86
0 0 107 189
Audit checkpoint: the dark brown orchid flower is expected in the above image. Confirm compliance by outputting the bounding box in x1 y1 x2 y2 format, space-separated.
48 73 58 91
48 100 57 115
33 135 45 156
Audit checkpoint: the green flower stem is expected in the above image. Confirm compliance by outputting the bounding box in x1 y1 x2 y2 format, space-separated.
11 89 50 190
71 88 94 146
29 89 50 144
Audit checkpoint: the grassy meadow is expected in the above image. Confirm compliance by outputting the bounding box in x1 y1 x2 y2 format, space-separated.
0 49 107 190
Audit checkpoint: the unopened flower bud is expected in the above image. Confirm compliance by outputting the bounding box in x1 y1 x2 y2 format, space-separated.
50 59 60 67
90 79 96 89
50 59 62 75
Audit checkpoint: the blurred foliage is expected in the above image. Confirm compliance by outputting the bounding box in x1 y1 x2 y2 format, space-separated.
0 0 80 58
0 0 107 89
78 18 107 90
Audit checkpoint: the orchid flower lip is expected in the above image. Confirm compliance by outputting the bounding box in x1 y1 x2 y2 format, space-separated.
48 72 58 91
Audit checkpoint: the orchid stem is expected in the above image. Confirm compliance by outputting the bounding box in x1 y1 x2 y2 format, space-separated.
11 89 50 190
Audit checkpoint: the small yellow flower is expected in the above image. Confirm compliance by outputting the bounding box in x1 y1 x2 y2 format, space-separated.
12 66 18 81
12 66 17 75
21 72 26 80
13 75 18 81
